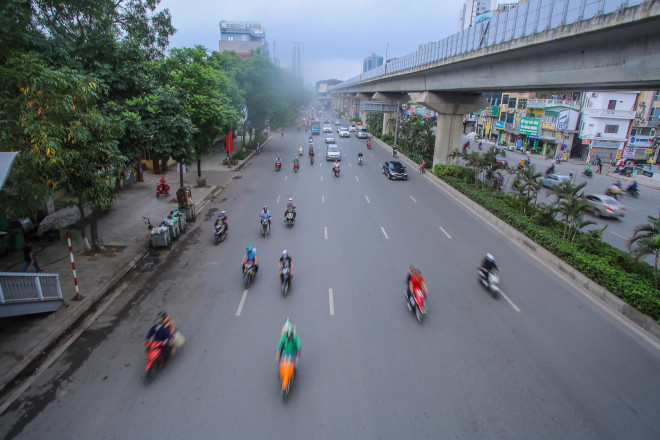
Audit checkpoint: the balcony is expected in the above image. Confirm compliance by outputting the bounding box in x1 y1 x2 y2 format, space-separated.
527 99 581 111
582 109 636 119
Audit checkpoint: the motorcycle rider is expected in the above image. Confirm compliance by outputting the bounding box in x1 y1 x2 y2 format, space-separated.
627 180 639 194
479 253 501 279
545 164 555 175
276 321 301 373
275 155 282 170
284 198 296 221
158 176 168 193
145 311 173 361
393 146 398 157
293 156 300 170
278 250 294 285
332 161 340 175
406 266 429 304
241 246 259 274
260 206 272 232
357 151 363 164
215 210 228 231
584 163 593 176
309 150 315 164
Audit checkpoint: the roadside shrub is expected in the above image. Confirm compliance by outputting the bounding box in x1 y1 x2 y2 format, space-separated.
231 151 249 161
381 133 394 144
433 164 660 321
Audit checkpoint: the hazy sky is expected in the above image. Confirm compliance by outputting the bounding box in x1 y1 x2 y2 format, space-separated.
159 0 466 86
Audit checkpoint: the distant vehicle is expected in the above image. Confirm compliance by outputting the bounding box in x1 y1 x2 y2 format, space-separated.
335 119 341 125
495 158 509 166
325 133 336 144
323 124 331 133
541 173 572 189
338 128 350 138
356 126 368 139
348 126 357 132
326 145 341 161
586 194 626 218
382 161 408 180
311 120 320 135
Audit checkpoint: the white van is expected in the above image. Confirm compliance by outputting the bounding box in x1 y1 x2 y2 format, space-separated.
356 126 368 139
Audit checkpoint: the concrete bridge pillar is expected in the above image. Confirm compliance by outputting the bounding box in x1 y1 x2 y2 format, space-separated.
382 113 394 136
410 92 487 166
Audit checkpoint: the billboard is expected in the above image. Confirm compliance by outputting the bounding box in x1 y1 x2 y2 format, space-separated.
519 118 541 136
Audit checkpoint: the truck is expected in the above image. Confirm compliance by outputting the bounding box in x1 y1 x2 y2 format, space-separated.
311 120 320 135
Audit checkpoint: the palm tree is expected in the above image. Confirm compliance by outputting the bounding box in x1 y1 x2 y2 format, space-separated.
551 179 589 240
514 164 543 205
628 211 660 289
447 148 462 165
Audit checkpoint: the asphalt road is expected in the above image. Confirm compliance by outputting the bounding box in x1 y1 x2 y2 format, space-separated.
1 117 660 440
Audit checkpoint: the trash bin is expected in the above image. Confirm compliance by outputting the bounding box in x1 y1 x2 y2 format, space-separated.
169 210 186 233
149 224 171 249
161 218 179 240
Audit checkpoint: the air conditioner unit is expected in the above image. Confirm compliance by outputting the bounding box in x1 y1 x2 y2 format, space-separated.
591 92 598 97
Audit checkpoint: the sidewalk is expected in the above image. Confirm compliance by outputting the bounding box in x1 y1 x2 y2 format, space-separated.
0 147 256 396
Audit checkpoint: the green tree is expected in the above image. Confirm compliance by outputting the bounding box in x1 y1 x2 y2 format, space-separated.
628 212 660 289
550 179 590 240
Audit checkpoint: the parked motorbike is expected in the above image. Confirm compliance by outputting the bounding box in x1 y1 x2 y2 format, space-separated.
275 161 281 172
285 210 295 227
279 355 295 400
243 262 256 288
477 267 499 297
156 183 170 198
281 267 291 296
214 221 226 244
261 219 270 238
405 287 427 323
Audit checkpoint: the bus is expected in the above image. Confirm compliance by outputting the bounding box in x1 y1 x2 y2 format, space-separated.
311 120 320 135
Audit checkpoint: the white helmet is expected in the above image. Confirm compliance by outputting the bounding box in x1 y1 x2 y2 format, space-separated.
288 198 293 202
486 253 494 262
282 250 288 258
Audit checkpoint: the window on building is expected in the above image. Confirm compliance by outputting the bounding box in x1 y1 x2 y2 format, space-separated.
604 125 618 134
517 99 527 109
650 107 660 121
506 113 514 124
502 94 509 105
499 113 506 122
607 100 616 110
227 36 234 42
508 98 517 109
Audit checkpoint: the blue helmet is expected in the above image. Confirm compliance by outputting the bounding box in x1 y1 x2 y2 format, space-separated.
247 246 253 253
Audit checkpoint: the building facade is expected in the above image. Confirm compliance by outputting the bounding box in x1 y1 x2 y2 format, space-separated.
458 0 497 31
628 90 660 164
219 21 268 58
362 53 384 73
291 42 303 81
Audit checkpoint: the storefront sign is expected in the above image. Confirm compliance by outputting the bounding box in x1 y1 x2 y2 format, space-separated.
542 122 555 131
628 136 653 148
495 121 504 129
581 139 591 145
556 111 570 131
519 118 540 136
622 147 634 159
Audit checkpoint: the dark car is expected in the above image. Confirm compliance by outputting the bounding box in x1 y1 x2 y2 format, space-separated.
382 161 407 180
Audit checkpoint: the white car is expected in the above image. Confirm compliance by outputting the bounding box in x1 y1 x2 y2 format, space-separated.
348 125 357 132
323 125 331 133
326 145 341 161
338 128 350 138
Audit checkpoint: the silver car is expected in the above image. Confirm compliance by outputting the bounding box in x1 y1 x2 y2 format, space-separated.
585 194 626 218
541 173 572 189
326 145 341 161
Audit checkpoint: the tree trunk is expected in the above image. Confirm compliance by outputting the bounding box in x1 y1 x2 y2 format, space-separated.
77 203 92 251
197 159 202 178
180 162 184 188
90 209 105 252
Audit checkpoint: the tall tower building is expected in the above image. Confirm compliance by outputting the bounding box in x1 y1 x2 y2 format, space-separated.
291 42 303 81
362 53 384 73
458 0 498 31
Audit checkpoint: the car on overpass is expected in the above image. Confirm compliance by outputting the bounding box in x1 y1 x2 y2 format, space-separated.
382 161 407 180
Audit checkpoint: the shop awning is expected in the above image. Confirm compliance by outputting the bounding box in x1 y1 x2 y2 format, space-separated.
0 152 19 191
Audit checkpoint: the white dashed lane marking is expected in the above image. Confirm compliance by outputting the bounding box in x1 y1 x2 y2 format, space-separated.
381 227 389 240
355 176 359 182
365 195 371 204
329 288 335 315
276 195 280 203
322 195 325 203
439 226 452 239
236 289 248 316
410 195 418 203
324 226 328 240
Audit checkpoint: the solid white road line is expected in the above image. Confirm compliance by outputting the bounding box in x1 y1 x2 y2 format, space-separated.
236 289 249 316
322 195 325 203
410 195 418 203
355 176 360 182
276 195 280 203
611 231 628 240
439 226 452 239
324 226 328 240
498 289 521 312
365 195 371 204
329 288 335 315
381 226 389 239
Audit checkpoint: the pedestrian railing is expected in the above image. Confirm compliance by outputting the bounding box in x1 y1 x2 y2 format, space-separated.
330 0 651 91
0 272 63 317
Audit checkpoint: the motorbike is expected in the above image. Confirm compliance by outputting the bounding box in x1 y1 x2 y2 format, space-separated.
285 210 295 227
279 355 295 400
358 156 363 166
499 149 506 157
144 330 184 385
243 262 256 288
275 161 281 172
625 186 640 198
333 165 340 177
583 169 593 178
281 267 291 296
156 183 170 198
367 140 371 149
309 136 313 143
392 148 398 157
605 184 622 199
310 155 315 165
545 165 555 175
261 219 270 238
294 162 300 173
477 267 499 297
214 221 227 244
298 147 303 156
405 287 427 323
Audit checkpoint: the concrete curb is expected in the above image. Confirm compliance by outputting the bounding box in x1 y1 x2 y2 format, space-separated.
371 137 660 343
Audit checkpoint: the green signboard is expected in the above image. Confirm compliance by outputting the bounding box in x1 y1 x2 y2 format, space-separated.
495 121 504 129
519 117 540 136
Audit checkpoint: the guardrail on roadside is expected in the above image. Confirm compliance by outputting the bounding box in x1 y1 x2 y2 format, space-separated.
0 273 63 318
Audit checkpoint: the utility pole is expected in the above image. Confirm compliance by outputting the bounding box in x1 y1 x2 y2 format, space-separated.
394 100 400 147
385 42 389 75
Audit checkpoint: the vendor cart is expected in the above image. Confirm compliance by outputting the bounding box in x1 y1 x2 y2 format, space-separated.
177 187 196 222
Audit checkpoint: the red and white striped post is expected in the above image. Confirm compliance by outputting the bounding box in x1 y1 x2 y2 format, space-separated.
67 230 82 301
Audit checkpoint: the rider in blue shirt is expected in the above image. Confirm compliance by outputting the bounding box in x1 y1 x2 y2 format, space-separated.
241 246 259 274
260 205 272 231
